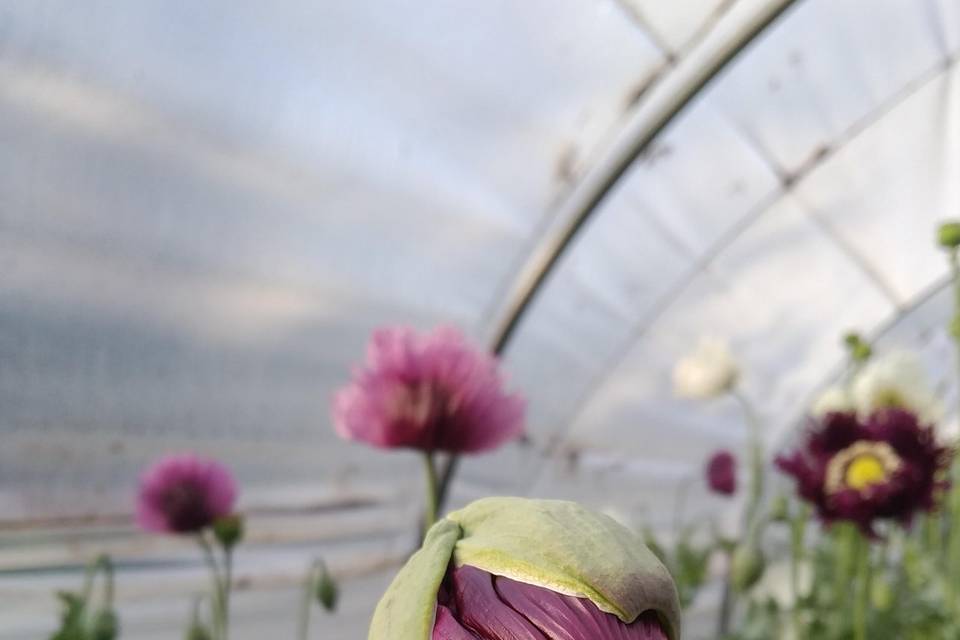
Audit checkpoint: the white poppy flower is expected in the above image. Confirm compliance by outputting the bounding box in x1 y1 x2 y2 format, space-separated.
672 337 739 400
810 386 854 418
851 350 942 424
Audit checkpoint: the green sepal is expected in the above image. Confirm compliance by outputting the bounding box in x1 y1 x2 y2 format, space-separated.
368 518 461 640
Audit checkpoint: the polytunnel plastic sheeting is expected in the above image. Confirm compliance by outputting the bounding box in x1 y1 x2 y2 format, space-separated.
488 0 960 524
0 0 669 520
2 0 960 639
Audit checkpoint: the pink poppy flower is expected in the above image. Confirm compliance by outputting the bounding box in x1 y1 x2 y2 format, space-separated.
333 326 525 453
136 454 237 534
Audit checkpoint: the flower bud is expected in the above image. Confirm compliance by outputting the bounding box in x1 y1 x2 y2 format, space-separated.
938 221 960 249
769 495 790 523
212 514 244 549
843 332 872 363
950 315 960 340
705 450 736 496
314 564 338 612
730 543 766 593
370 497 680 639
89 609 119 640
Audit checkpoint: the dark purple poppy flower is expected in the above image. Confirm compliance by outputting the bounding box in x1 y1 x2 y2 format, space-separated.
775 408 950 536
706 450 737 496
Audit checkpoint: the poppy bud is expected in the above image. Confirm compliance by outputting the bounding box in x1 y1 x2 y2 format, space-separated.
314 564 339 612
369 497 681 639
938 221 960 249
212 514 244 549
730 543 765 593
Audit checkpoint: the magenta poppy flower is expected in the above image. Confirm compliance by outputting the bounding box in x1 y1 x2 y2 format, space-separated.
333 326 525 453
369 497 680 640
775 408 950 536
136 454 237 534
706 450 736 496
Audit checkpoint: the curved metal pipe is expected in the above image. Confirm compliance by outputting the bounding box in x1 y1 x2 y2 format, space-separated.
434 0 804 515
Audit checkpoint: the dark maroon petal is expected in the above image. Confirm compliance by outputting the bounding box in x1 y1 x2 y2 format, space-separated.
434 605 480 640
449 565 546 639
808 412 862 455
435 566 668 640
495 573 668 640
774 452 825 504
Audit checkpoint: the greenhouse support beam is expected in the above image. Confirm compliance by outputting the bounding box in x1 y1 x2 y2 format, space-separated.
433 0 803 514
484 0 801 358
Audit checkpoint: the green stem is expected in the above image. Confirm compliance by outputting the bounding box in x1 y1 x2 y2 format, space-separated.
423 452 439 536
832 524 856 611
732 390 764 530
80 557 99 604
222 548 233 639
102 556 114 607
199 535 226 640
76 554 114 629
298 562 320 640
716 547 734 638
789 506 807 637
946 248 960 612
853 534 870 640
715 390 764 637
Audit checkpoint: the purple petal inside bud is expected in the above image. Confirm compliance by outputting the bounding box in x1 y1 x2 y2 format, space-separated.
433 566 668 640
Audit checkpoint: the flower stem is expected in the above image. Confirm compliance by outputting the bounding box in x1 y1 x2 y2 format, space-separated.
789 506 807 637
946 248 960 612
716 547 734 638
423 452 439 536
298 562 319 640
199 534 226 640
715 390 765 638
732 390 764 530
853 534 870 640
222 547 233 640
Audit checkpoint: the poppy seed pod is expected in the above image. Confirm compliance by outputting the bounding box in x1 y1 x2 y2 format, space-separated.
369 497 681 640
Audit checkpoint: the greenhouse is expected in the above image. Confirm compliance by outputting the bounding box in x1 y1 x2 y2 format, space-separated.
2 0 960 638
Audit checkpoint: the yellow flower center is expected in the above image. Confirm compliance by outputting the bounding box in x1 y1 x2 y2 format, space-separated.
845 455 887 491
825 441 902 495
